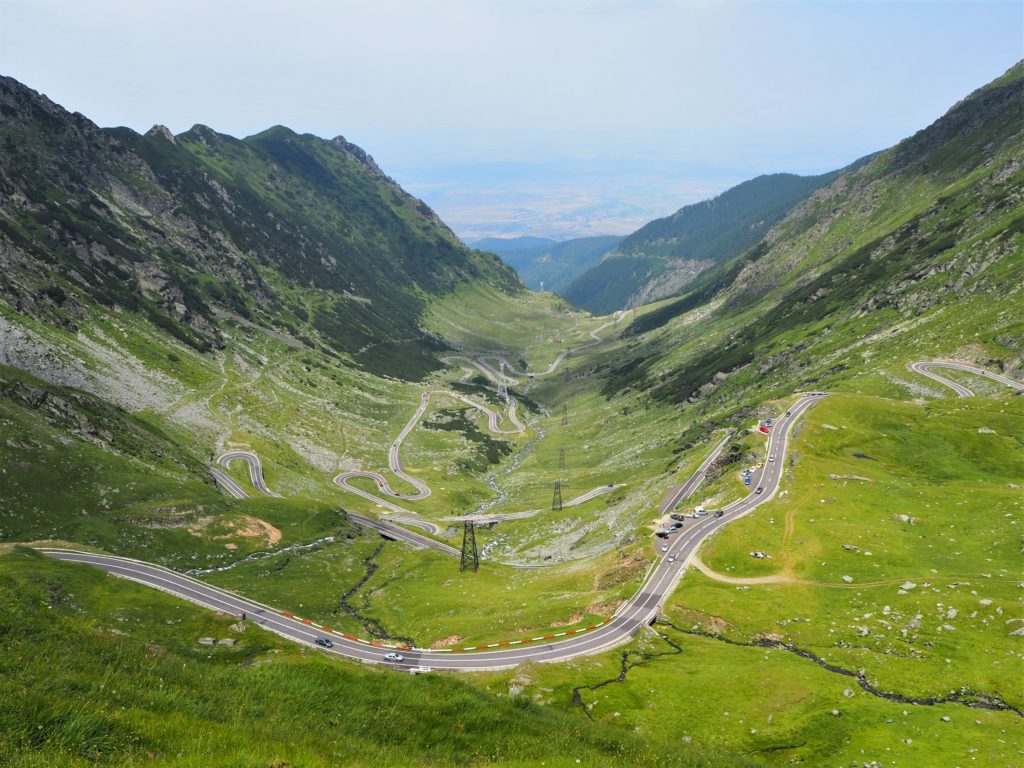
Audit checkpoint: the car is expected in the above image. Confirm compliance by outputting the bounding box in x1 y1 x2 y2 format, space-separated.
314 637 334 648
667 555 676 563
660 544 669 553
714 510 725 518
655 530 669 539
694 509 709 517
670 513 686 521
670 522 683 530
785 410 791 416
383 651 405 662
755 486 764 494
768 455 776 462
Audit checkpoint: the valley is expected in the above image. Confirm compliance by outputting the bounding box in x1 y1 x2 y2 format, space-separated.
1 59 1022 768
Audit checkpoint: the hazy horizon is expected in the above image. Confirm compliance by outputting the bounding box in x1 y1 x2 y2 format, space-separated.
3 0 1020 240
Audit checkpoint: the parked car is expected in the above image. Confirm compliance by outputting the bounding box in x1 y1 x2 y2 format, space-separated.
314 637 334 648
383 652 405 662
670 522 683 530
670 513 686 521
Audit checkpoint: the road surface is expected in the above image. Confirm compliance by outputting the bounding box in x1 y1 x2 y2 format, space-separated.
346 512 460 557
909 360 1023 398
333 316 624 537
210 451 282 499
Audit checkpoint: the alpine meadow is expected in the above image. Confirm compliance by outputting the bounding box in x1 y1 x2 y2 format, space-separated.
0 5 1022 767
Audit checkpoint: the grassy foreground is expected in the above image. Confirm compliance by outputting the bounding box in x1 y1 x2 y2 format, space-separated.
0 547 752 768
472 388 1024 766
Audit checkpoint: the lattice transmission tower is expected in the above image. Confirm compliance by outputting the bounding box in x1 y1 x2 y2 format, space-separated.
460 521 479 572
552 481 563 511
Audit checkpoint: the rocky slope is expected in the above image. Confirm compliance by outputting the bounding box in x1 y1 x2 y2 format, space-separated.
0 76 519 378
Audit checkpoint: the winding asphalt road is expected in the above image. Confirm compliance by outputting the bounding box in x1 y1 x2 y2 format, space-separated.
38 392 823 671
38 359 1021 671
211 451 283 499
332 316 624 535
909 360 1024 398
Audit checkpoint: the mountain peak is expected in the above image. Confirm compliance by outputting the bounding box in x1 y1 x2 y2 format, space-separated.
145 124 177 144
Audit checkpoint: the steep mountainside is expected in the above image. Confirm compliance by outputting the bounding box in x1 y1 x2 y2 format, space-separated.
472 234 623 293
564 171 849 313
604 61 1024 408
0 76 518 378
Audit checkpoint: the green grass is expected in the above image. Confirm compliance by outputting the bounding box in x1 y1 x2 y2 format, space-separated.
0 547 749 768
202 533 653 648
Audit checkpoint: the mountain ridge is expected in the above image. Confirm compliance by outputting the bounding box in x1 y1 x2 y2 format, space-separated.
0 75 519 378
563 168 858 313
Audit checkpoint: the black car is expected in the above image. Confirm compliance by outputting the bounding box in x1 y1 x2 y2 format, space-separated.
314 637 334 648
670 522 683 530
714 510 724 518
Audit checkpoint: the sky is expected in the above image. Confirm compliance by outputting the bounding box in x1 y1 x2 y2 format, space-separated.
1 0 1021 239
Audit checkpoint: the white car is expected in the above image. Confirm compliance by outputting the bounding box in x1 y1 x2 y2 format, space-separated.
383 652 405 662
667 555 676 563
660 544 669 553
768 455 776 462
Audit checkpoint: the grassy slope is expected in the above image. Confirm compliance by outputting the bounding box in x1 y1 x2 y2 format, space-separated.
563 172 841 313
601 63 1024 414
0 547 750 768
473 386 1023 767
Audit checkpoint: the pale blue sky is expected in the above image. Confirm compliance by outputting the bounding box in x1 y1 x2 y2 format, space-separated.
2 1 1021 238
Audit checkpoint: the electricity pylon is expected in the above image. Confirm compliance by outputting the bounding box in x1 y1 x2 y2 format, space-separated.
552 481 563 511
460 521 479 572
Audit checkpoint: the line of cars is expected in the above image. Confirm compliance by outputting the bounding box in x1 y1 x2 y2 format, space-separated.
655 507 725 551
